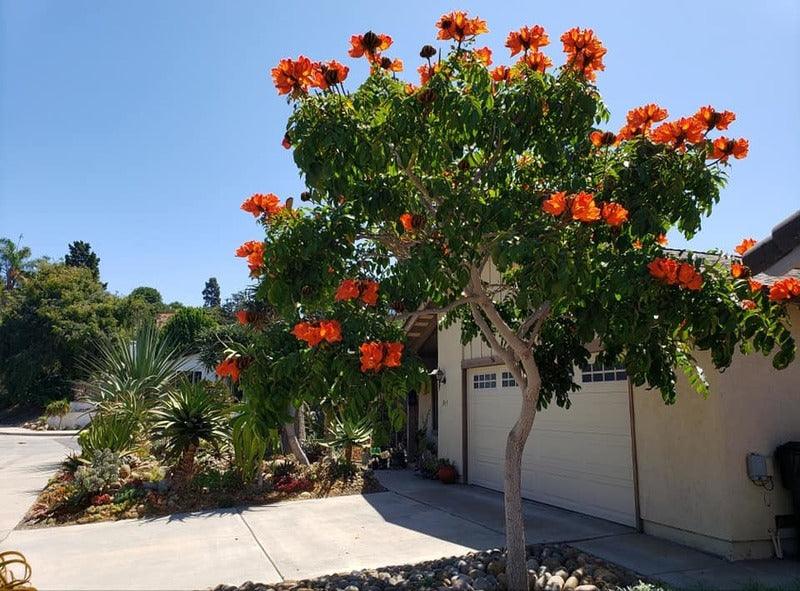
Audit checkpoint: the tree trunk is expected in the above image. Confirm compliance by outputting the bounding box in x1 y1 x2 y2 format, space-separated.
282 410 310 466
504 389 539 591
173 443 198 490
295 404 306 442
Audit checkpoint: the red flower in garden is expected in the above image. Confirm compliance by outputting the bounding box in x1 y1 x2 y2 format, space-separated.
490 65 516 82
749 278 763 292
400 212 426 233
651 117 705 151
292 322 320 346
359 341 385 372
506 25 549 56
741 299 756 310
735 238 757 255
677 263 703 291
235 241 265 275
436 11 488 42
235 310 251 325
281 135 291 149
271 56 317 96
348 31 393 59
710 137 749 161
383 342 404 367
335 279 361 302
376 56 404 72
648 257 680 285
91 494 112 506
769 278 800 302
335 279 379 306
216 357 241 382
656 234 669 246
542 191 568 216
731 262 748 279
317 320 342 343
417 63 441 85
601 202 629 227
589 130 616 147
292 319 342 347
241 193 283 219
519 51 552 73
360 281 379 306
694 106 736 132
570 192 601 222
617 104 669 139
560 27 606 81
473 47 493 66
314 60 350 89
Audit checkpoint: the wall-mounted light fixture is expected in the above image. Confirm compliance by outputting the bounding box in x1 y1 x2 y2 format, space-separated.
429 367 446 386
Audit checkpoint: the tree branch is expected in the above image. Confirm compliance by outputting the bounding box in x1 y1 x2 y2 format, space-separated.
517 302 551 342
394 296 478 322
393 150 438 217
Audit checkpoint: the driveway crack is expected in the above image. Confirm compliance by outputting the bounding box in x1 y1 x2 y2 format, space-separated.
237 508 284 581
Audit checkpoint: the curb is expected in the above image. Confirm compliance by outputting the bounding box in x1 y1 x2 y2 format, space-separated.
0 428 80 437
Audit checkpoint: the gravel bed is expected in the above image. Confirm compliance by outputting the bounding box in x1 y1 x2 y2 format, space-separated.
211 543 655 591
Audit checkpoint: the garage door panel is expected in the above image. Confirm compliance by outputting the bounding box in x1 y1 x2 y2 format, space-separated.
467 365 636 527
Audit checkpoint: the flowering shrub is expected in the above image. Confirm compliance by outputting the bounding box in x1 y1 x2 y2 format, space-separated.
274 475 313 494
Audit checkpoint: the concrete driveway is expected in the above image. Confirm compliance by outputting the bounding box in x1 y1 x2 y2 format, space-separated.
2 433 798 591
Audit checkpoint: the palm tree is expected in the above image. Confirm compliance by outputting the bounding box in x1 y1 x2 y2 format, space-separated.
0 236 35 290
151 381 230 488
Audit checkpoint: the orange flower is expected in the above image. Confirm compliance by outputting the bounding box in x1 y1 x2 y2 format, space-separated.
235 240 263 258
710 137 749 161
506 25 549 56
383 342 404 367
601 202 629 227
417 63 441 85
542 191 568 216
292 322 321 347
740 299 756 310
617 104 668 139
570 192 601 222
677 263 703 291
281 134 291 149
317 320 342 343
399 212 415 232
376 56 404 72
359 341 385 372
348 31 393 59
404 83 417 95
314 60 350 89
648 257 680 285
215 358 240 382
694 106 735 132
632 239 643 250
490 65 516 82
560 27 606 81
360 280 379 306
735 238 757 255
241 193 283 219
473 46 493 66
748 278 763 292
519 51 552 73
235 310 251 325
731 262 748 279
271 56 317 96
769 278 800 302
436 11 488 42
590 130 617 147
335 279 361 302
656 234 669 246
651 117 706 151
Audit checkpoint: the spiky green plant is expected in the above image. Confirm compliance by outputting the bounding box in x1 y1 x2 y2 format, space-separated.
150 380 230 487
326 415 372 465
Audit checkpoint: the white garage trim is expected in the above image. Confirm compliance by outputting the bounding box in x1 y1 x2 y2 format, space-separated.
462 360 639 527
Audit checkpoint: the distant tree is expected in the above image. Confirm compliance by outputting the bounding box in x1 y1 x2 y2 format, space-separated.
0 262 119 407
202 277 221 308
0 236 36 291
129 286 164 308
221 288 253 320
65 240 101 281
167 301 186 311
161 307 218 354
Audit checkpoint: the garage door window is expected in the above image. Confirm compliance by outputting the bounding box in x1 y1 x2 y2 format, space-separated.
473 372 497 389
580 361 627 383
501 371 517 387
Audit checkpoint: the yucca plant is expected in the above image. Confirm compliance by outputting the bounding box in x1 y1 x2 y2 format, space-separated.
151 380 230 488
326 415 372 465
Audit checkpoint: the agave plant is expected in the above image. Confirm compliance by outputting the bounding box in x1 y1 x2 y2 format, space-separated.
150 380 230 487
326 415 372 465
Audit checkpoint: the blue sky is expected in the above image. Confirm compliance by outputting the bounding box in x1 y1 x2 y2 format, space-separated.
1 1 798 305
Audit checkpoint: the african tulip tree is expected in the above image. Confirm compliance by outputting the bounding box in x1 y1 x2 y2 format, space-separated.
231 12 797 591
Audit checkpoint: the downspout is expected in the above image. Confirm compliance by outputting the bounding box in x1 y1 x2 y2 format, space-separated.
628 377 643 531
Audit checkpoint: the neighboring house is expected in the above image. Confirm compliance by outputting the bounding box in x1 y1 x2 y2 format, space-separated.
177 352 217 383
405 210 800 561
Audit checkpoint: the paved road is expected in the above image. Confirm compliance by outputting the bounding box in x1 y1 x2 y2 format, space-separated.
1 434 798 591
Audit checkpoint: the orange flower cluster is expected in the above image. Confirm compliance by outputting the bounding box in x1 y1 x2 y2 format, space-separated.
648 258 703 291
348 31 393 60
731 262 748 279
519 51 552 73
589 130 616 147
399 212 425 233
315 60 350 89
768 278 800 302
618 104 669 139
740 299 756 310
749 278 763 292
474 46 493 66
359 341 404 373
711 137 749 161
436 11 488 42
651 117 705 151
241 193 283 219
335 279 379 306
417 63 441 85
271 56 317 96
542 191 627 226
560 27 606 81
506 25 549 56
292 319 343 347
215 356 250 382
375 56 404 73
235 240 265 276
735 238 757 255
490 65 518 83
694 106 735 132
235 310 253 325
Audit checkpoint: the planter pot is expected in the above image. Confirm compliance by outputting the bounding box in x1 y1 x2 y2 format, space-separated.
437 465 458 484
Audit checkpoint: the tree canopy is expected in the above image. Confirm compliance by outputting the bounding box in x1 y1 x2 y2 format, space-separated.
161 307 218 354
202 277 221 308
65 240 101 281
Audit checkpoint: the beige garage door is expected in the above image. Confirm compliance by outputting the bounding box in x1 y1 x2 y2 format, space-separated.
468 363 637 526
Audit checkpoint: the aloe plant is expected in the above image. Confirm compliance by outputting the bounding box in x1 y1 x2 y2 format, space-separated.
326 416 372 465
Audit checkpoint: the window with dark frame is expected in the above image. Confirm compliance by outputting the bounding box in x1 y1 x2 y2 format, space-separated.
580 361 627 383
